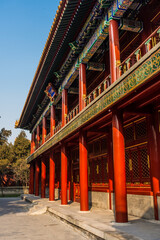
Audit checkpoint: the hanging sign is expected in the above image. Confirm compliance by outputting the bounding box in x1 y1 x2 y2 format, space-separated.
45 83 57 101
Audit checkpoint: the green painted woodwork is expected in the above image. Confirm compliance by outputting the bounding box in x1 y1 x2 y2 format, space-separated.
27 44 160 163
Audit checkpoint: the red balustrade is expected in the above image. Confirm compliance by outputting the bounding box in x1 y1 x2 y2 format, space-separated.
85 75 111 107
119 27 160 76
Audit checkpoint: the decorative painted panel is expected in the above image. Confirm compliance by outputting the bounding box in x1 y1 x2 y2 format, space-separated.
60 0 134 91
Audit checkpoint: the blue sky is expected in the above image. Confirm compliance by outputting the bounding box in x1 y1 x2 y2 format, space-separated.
0 0 60 143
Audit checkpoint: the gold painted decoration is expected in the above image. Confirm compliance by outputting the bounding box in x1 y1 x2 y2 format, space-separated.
129 159 132 171
106 163 108 173
119 18 143 33
77 175 79 182
147 155 150 169
96 165 99 174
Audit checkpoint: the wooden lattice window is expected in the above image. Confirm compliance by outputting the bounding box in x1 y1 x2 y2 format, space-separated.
131 150 140 182
135 120 147 139
125 144 150 185
89 156 108 184
101 138 108 153
124 118 147 144
124 124 134 143
140 147 150 180
125 151 131 183
94 141 101 155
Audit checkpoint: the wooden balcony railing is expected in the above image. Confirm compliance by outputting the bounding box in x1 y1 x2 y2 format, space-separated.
54 121 62 134
119 26 160 76
66 105 79 124
34 27 160 151
35 139 42 150
45 133 51 142
85 75 111 107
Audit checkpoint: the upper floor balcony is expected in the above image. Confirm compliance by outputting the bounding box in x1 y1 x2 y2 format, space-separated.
29 26 160 161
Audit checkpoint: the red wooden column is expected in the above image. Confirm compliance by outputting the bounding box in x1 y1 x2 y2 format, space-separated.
109 19 120 84
37 125 40 147
68 155 71 201
108 128 114 210
35 160 40 196
31 132 35 154
41 158 46 198
31 134 33 154
79 129 88 211
49 151 55 201
42 116 47 144
62 89 68 127
79 63 86 111
148 111 160 220
61 143 68 205
50 104 55 136
29 162 34 194
112 111 128 222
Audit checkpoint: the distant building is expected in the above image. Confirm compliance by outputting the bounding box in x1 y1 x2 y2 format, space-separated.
17 0 160 222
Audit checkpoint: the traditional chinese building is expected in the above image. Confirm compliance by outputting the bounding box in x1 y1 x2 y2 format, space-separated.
17 0 160 222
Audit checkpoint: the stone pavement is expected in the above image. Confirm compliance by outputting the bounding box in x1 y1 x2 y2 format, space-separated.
22 194 160 240
0 197 88 240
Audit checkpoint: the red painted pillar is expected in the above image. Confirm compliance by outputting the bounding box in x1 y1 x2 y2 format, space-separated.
108 129 114 210
35 160 40 196
50 104 55 136
79 63 86 111
109 19 120 84
49 151 55 201
62 89 68 127
61 143 68 204
31 132 35 154
31 134 33 154
42 117 47 144
148 112 160 220
68 155 71 201
79 129 88 211
37 125 40 147
112 111 128 222
29 162 34 194
41 158 46 198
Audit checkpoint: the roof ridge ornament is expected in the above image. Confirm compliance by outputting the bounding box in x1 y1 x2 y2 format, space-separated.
15 120 19 129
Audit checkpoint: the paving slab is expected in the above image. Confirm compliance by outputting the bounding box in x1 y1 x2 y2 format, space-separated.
0 197 88 240
21 194 160 240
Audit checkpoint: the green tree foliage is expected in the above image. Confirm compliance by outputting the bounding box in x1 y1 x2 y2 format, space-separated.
0 129 30 187
12 131 30 186
13 131 30 160
13 158 29 186
0 128 12 145
0 134 13 188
